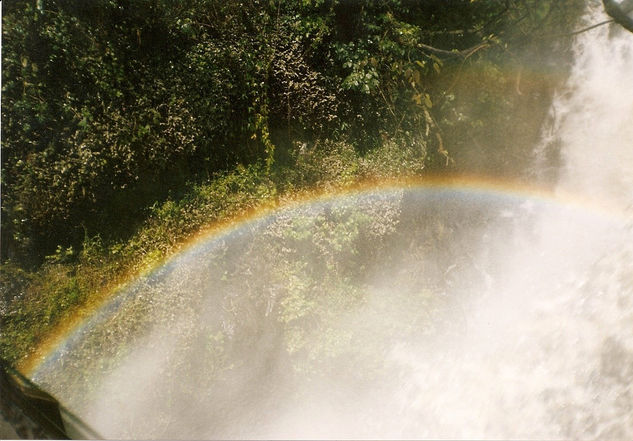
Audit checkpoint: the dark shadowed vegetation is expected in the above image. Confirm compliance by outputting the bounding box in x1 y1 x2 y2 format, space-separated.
2 0 582 365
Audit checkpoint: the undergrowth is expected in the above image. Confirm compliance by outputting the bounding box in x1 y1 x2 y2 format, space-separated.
0 139 426 366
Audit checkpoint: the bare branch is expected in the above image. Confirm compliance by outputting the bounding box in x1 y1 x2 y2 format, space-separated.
418 42 490 59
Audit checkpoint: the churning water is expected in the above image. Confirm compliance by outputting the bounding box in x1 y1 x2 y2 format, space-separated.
31 2 633 439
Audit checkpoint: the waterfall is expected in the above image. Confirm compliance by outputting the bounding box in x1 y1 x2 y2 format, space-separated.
389 4 633 438
30 2 633 439
540 1 633 205
388 3 633 438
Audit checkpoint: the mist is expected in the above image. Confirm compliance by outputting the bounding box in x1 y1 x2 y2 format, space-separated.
30 2 633 439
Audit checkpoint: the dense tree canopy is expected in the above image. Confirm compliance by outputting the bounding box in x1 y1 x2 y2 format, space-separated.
2 0 582 265
0 0 590 368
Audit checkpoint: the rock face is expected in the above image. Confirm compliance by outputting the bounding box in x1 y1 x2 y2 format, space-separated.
0 415 20 439
1 361 64 439
603 0 633 32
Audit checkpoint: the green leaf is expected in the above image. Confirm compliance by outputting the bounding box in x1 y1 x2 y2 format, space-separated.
424 94 433 108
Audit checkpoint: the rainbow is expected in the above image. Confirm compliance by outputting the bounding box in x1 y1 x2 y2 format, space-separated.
21 174 629 378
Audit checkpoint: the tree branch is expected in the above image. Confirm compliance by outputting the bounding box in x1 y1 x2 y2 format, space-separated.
418 42 490 59
537 19 614 39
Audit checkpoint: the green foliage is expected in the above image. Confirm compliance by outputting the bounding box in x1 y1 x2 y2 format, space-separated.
0 0 583 366
0 262 85 363
2 0 581 263
256 195 403 374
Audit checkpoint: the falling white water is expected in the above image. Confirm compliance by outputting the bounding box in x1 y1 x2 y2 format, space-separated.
386 3 633 438
31 2 633 439
544 1 633 204
529 3 633 436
